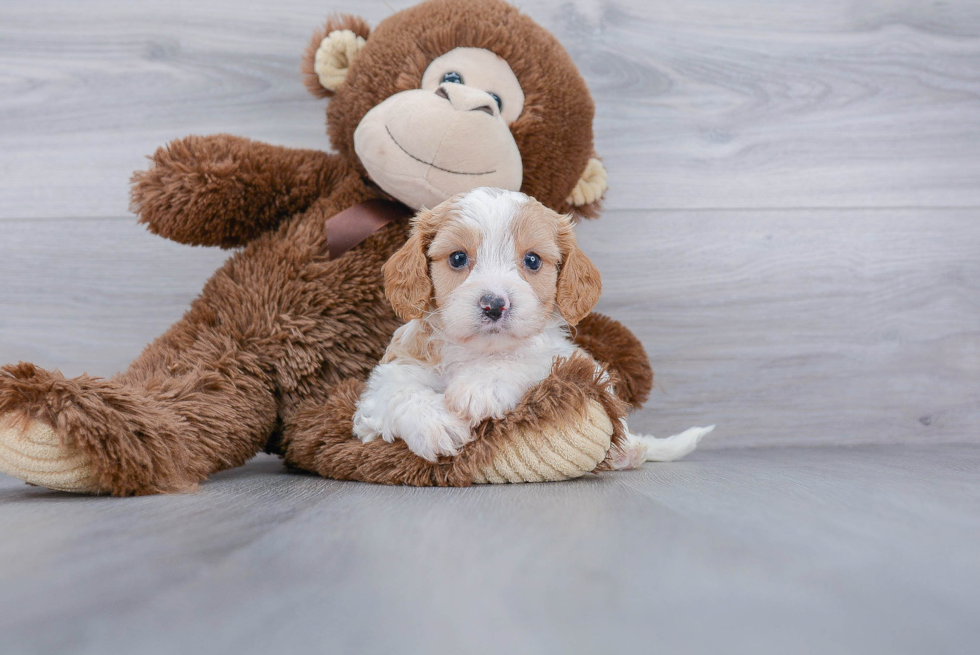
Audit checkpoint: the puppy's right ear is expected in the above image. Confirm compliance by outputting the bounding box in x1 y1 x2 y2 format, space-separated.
301 14 371 98
383 227 432 322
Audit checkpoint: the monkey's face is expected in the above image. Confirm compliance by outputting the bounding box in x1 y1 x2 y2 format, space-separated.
304 0 606 219
353 48 525 211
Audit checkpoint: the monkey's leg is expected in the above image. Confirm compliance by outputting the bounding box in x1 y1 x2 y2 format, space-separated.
0 208 405 495
0 238 298 495
0 323 279 496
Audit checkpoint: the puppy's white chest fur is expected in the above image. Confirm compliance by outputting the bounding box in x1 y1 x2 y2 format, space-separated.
352 319 579 462
438 324 578 423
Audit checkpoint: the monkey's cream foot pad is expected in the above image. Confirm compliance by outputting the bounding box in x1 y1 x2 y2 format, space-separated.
0 414 100 493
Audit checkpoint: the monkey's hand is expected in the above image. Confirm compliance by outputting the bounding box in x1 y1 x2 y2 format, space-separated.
131 134 348 248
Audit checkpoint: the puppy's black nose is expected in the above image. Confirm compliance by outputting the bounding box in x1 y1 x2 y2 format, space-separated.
479 294 507 321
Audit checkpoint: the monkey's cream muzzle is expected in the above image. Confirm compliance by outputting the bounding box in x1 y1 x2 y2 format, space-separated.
353 48 525 210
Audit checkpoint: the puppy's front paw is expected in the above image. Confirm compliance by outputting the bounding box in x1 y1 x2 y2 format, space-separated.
352 404 383 443
397 398 473 462
445 380 523 426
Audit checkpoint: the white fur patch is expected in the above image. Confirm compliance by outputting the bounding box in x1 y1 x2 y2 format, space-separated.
355 189 712 463
607 425 716 470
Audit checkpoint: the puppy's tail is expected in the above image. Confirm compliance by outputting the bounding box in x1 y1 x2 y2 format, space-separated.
638 425 714 462
607 424 714 470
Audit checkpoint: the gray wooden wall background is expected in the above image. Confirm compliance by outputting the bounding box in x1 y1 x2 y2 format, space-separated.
1 0 978 448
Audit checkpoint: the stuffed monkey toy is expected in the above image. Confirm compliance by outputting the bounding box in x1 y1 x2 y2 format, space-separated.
0 0 653 494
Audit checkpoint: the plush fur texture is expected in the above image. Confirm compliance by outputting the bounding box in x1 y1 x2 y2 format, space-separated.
281 355 628 486
0 0 652 495
131 135 350 249
572 313 653 409
302 14 372 100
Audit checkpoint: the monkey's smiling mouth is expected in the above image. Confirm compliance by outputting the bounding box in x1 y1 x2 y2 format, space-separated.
385 126 496 176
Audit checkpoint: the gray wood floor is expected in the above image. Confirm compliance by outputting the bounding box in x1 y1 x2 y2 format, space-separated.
1 0 978 653
2 446 979 655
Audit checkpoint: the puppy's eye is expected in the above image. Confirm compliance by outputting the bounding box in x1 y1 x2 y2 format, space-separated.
524 252 542 271
449 251 468 269
488 92 502 111
442 71 463 84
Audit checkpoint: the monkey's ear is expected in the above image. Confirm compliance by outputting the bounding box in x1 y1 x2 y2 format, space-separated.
556 219 602 325
383 229 433 322
566 157 608 220
302 15 371 98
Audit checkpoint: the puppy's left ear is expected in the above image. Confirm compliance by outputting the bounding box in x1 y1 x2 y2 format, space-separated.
301 14 371 99
383 216 433 321
556 219 602 326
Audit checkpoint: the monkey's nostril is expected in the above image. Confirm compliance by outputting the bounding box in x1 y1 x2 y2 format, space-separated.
435 86 450 101
473 105 494 116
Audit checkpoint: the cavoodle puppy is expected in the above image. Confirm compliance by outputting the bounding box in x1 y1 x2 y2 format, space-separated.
353 187 711 463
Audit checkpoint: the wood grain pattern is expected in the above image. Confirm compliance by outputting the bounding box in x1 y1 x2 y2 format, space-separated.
576 209 980 446
2 210 976 448
1 445 978 654
1 0 979 218
0 218 229 376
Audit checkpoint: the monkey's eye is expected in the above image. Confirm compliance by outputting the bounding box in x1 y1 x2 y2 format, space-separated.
449 251 468 269
488 92 502 111
524 252 542 271
442 71 463 84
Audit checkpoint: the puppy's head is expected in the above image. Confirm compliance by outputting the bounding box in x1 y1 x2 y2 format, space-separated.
383 188 601 349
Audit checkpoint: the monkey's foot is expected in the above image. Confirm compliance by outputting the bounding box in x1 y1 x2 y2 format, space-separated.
0 413 101 493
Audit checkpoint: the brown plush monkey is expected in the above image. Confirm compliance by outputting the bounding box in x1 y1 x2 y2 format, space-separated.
0 0 652 495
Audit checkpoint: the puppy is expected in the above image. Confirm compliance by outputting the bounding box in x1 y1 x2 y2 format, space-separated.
353 187 712 463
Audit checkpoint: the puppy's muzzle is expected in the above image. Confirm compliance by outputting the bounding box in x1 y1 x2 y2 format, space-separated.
479 294 508 322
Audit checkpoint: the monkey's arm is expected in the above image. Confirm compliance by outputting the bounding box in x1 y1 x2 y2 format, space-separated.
130 134 350 248
572 313 653 409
